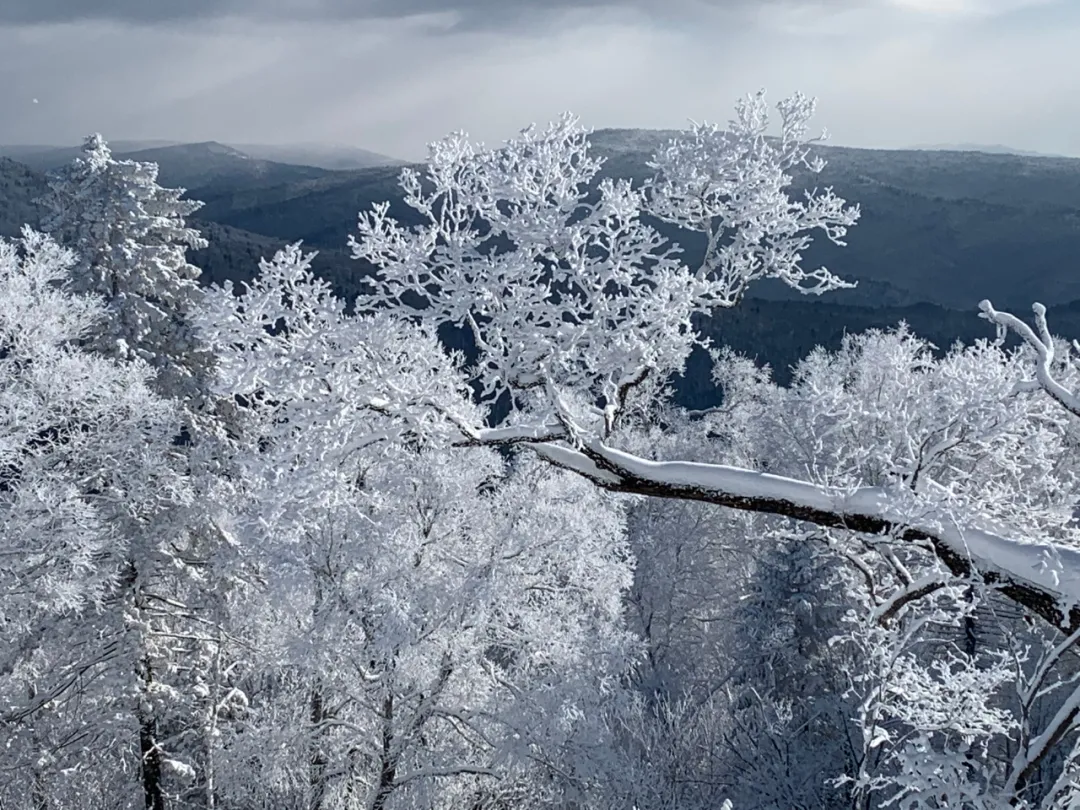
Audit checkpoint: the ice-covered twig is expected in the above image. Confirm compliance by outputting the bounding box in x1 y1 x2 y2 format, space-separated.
979 300 1080 418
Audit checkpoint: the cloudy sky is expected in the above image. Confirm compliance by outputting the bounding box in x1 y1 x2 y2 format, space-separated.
1 0 1077 160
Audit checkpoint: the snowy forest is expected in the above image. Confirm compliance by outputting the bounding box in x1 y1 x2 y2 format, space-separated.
5 91 1080 810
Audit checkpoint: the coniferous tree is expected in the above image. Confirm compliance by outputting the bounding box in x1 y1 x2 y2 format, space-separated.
38 133 211 405
0 229 193 808
38 137 233 809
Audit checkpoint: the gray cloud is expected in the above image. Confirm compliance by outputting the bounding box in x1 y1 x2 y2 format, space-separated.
0 0 785 28
0 0 224 24
4 0 1058 36
0 0 1076 161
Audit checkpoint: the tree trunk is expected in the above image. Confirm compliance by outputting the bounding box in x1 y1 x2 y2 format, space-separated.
203 628 223 810
309 679 329 810
31 755 48 810
370 694 396 810
28 684 49 810
137 678 165 810
963 585 978 657
134 575 165 810
31 769 48 810
308 578 330 810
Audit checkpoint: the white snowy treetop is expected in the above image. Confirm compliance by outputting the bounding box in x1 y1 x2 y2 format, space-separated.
0 229 188 611
0 229 189 681
351 92 858 422
197 244 636 805
195 243 475 505
647 91 856 302
39 133 210 400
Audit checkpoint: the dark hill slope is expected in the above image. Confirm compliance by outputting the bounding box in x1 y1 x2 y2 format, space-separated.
0 157 47 238
2 141 334 195
192 132 1080 311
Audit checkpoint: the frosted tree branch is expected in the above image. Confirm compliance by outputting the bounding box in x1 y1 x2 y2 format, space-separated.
451 419 1080 635
979 299 1080 417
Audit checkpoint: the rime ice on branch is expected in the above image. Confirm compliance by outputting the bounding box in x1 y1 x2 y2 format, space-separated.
350 91 859 427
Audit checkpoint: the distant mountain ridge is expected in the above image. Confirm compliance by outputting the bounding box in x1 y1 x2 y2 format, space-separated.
908 142 1066 158
0 140 182 163
0 141 334 192
8 129 1080 312
0 140 402 176
180 128 1080 312
119 142 333 192
0 151 365 304
6 128 1080 407
225 143 404 171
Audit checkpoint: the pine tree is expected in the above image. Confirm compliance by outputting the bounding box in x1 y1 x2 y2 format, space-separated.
38 137 231 809
38 133 211 404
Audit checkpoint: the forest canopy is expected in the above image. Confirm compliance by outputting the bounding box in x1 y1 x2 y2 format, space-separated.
4 93 1080 810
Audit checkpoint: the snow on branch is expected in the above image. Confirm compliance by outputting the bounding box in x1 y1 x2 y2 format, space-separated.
979 299 1080 418
337 92 1080 638
646 90 859 304
583 439 1080 631
451 415 1080 635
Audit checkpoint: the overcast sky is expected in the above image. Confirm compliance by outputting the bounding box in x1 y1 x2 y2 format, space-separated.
1 0 1077 160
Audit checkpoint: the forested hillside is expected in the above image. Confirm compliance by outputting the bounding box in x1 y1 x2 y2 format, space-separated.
0 157 44 238
137 130 1080 312
11 129 1080 314
0 156 367 303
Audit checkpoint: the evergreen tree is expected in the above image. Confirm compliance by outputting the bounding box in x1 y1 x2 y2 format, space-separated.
0 229 193 809
38 133 211 405
38 137 234 809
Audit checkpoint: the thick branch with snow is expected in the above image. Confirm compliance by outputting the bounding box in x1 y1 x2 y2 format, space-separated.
509 428 1080 634
342 99 1080 639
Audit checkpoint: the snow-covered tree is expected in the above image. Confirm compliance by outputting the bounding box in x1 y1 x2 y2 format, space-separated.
351 91 856 427
38 133 211 404
612 368 859 810
340 92 1080 802
0 229 193 808
40 134 271 810
709 327 1080 807
194 244 638 809
12 87 1080 809
36 136 241 810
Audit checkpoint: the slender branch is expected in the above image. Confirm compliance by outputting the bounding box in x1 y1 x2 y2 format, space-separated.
873 576 950 628
392 765 498 788
979 300 1080 418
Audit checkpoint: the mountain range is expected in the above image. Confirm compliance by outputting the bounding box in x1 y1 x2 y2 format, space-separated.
3 133 1080 406
0 140 400 178
907 143 1067 158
